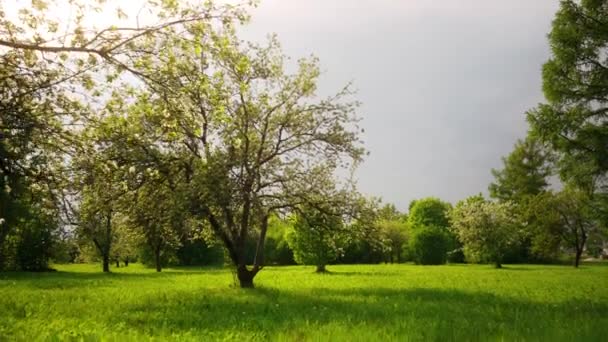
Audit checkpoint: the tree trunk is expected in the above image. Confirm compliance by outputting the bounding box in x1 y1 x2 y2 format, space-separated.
574 248 583 268
102 254 110 273
316 264 327 273
124 257 129 267
236 265 255 288
495 262 502 269
155 249 162 272
115 260 120 268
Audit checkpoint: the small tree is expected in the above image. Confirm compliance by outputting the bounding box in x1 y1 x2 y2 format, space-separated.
409 227 449 265
378 219 408 263
450 196 519 268
530 188 601 267
407 197 453 264
407 198 451 230
287 207 346 273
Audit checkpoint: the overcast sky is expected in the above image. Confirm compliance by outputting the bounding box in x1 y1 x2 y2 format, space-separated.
237 0 560 211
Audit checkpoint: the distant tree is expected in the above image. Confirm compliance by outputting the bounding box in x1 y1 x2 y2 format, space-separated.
110 217 141 268
375 204 408 263
407 198 451 230
340 197 389 264
74 144 139 272
530 188 603 267
407 198 453 265
78 191 115 273
378 219 408 263
287 206 346 273
489 137 553 202
409 227 449 265
264 215 295 265
126 184 182 272
450 196 519 268
489 136 555 262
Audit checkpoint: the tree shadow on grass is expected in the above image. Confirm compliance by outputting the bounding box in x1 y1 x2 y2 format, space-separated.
111 286 608 340
0 267 226 290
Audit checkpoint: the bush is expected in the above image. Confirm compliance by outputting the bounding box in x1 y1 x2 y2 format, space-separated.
409 227 449 265
265 236 295 265
174 239 224 266
447 248 466 263
16 222 54 271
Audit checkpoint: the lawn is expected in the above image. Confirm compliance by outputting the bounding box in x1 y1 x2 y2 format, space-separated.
1 263 607 341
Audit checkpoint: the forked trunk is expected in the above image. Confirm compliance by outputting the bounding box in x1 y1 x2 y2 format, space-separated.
236 265 255 288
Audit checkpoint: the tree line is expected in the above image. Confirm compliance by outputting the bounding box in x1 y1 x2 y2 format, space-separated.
0 0 606 287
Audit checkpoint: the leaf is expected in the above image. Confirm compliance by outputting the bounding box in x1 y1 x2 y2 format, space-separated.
31 0 48 11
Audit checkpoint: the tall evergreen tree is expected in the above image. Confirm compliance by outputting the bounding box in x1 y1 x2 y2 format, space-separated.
489 137 553 203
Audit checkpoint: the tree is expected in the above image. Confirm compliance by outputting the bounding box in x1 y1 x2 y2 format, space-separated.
126 183 182 272
530 188 602 267
489 137 553 202
407 197 451 230
74 142 139 272
407 198 453 264
409 227 449 265
376 204 408 263
527 0 608 220
0 52 78 270
110 217 141 268
450 196 519 268
287 206 346 273
264 215 295 265
378 219 408 263
340 197 389 264
489 136 555 262
78 190 114 273
114 28 364 287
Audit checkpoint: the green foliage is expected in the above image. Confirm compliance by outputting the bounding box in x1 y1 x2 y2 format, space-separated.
489 137 553 202
377 219 408 263
409 227 449 265
527 0 607 190
1 263 607 340
489 137 555 263
287 208 346 271
451 196 520 268
15 217 54 272
406 198 453 264
530 187 604 267
407 197 451 230
340 197 389 264
264 216 295 265
175 239 224 266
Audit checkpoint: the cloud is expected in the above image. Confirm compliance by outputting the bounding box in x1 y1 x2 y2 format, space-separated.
239 0 560 210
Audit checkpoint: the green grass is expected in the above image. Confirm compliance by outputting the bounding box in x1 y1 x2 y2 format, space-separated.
1 263 607 341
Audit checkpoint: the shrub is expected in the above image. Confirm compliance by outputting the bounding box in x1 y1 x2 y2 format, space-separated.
409 227 449 265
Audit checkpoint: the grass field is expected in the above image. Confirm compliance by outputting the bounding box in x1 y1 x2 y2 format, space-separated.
1 263 607 341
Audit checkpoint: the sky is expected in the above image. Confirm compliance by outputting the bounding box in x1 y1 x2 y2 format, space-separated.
5 0 561 211
237 0 561 211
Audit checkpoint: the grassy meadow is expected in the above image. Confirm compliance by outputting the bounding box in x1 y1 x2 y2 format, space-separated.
1 263 607 341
